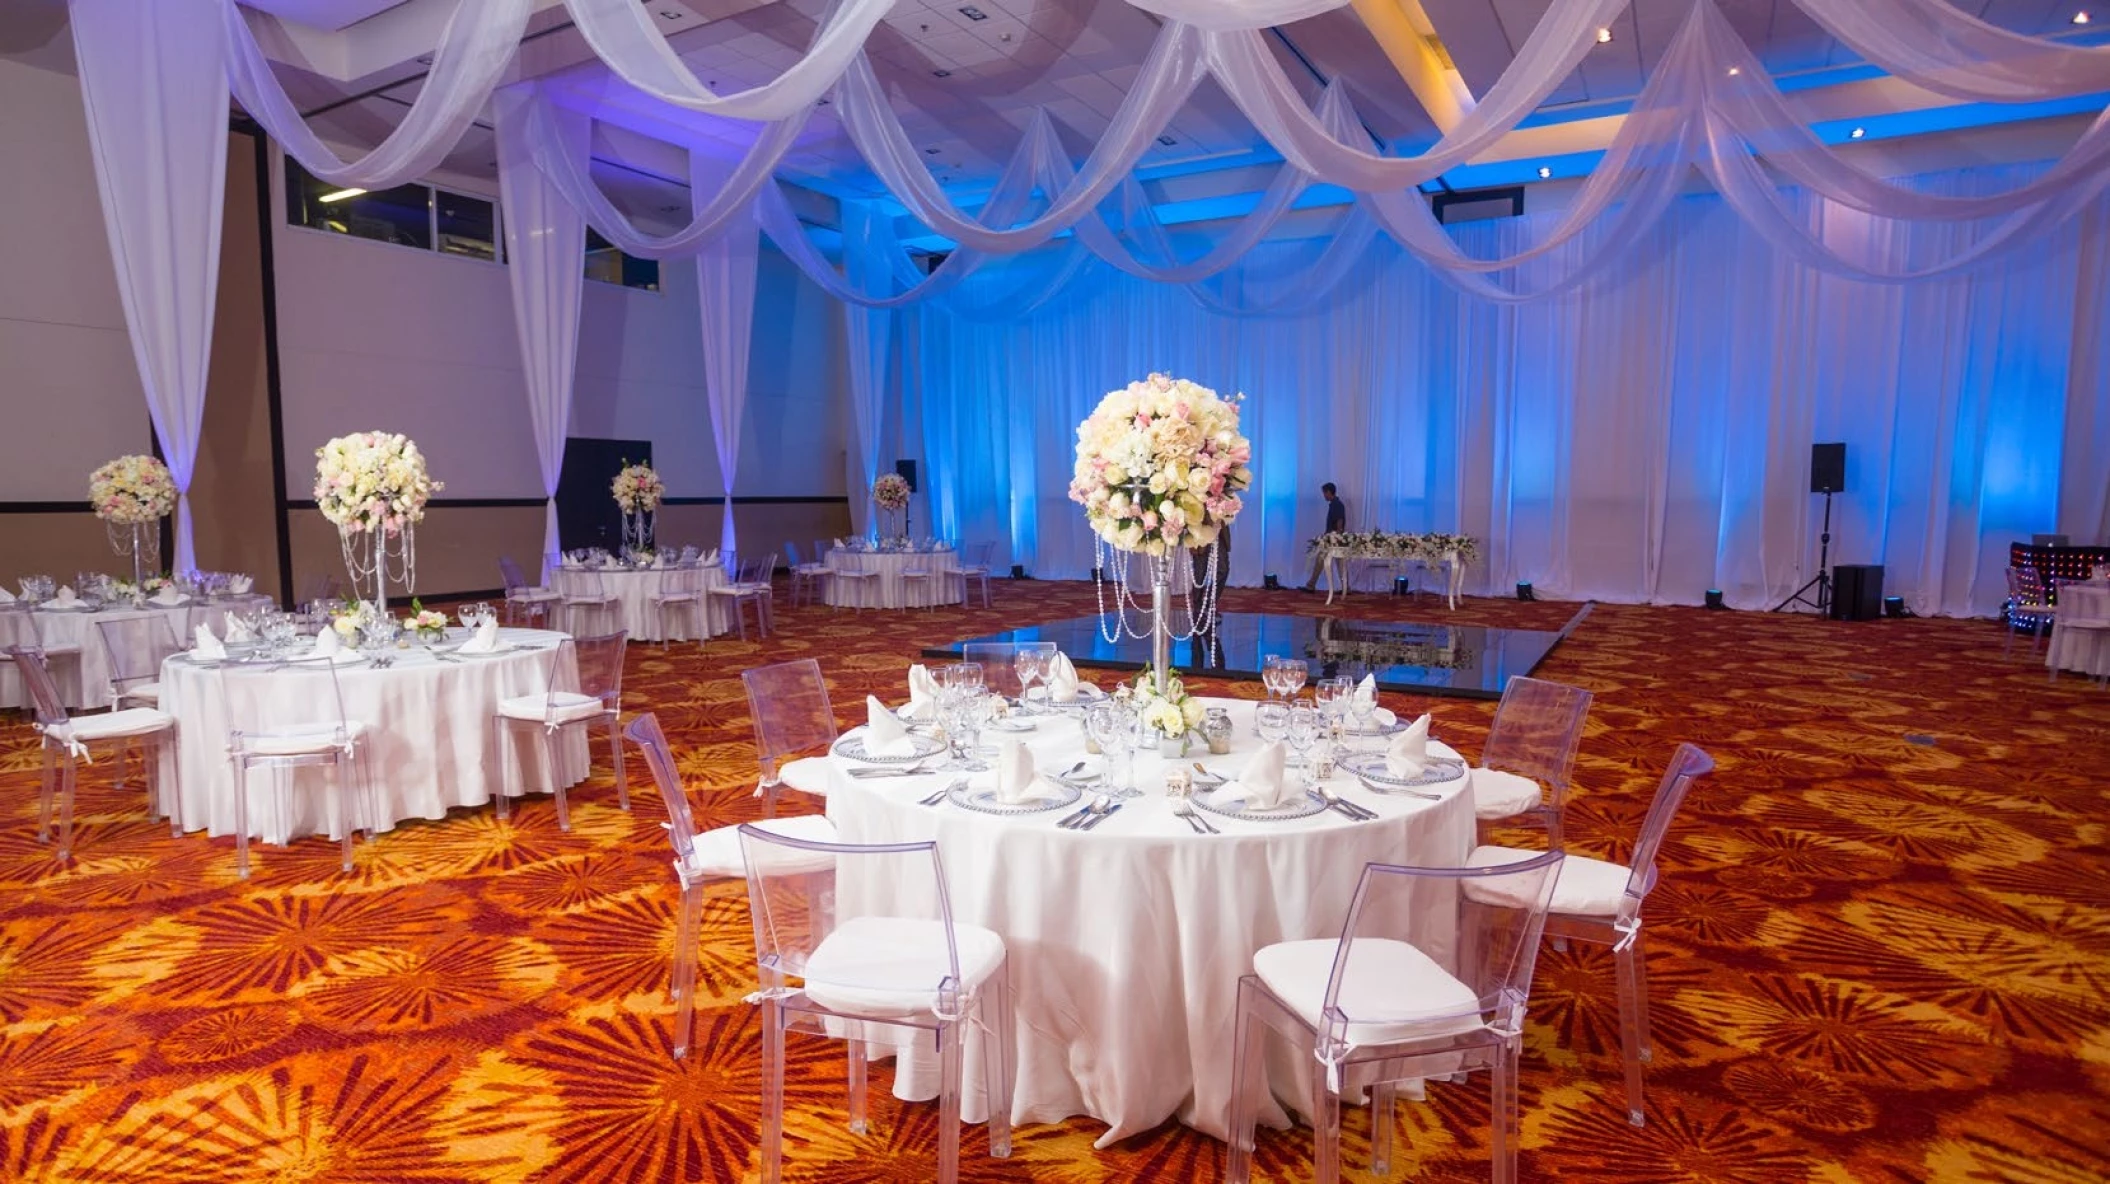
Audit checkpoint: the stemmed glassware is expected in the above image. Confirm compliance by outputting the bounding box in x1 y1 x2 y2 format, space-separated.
1314 676 1351 726
1277 657 1308 700
1085 700 1142 800
1286 703 1321 773
1254 700 1290 749
938 662 989 771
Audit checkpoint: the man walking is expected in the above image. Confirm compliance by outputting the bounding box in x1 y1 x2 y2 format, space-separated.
1299 483 1347 592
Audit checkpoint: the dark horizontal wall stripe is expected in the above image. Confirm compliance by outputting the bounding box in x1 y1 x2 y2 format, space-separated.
284 497 546 511
662 495 849 506
0 502 94 514
283 496 849 511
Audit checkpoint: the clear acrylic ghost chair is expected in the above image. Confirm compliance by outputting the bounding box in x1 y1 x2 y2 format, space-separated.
220 659 376 878
95 614 184 708
494 633 629 830
741 825 1014 1184
1470 676 1594 828
828 550 882 613
627 712 836 1059
960 643 1025 701
898 547 945 612
785 542 831 608
555 566 621 637
0 606 82 698
710 554 777 640
9 645 178 860
1468 742 1715 1128
740 658 840 809
648 561 707 650
499 555 560 627
952 541 996 609
1226 847 1567 1184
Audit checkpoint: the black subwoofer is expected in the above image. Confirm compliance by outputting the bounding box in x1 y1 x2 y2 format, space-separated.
1831 564 1884 621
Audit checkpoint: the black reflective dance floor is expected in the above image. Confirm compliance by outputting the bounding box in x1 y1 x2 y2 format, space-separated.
924 606 1590 701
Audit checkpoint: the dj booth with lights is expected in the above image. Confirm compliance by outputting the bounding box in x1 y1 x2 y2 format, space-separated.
2011 540 2110 627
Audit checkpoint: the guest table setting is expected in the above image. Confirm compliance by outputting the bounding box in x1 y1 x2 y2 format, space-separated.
823 658 1473 1146
2048 571 2110 679
0 573 272 710
824 539 963 610
548 549 729 641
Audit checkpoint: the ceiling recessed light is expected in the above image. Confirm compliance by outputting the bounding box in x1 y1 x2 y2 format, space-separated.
1726 66 1741 76
2074 11 2091 24
1537 166 1552 179
958 5 988 20
1849 126 1866 139
659 8 680 18
319 187 367 203
933 68 952 77
1595 27 1613 43
925 146 942 155
1157 134 1177 146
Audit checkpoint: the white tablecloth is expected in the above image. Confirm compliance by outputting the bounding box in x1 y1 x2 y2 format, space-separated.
1321 549 1468 610
156 627 587 841
824 549 962 609
825 696 1473 1146
549 566 727 641
2048 582 2110 676
1 595 276 710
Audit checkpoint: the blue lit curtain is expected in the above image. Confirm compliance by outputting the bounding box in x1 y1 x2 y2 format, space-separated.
903 162 2110 617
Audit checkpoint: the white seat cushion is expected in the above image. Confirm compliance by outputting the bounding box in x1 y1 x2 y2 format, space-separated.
119 682 163 705
239 720 366 757
49 707 173 746
802 916 1006 1018
1466 845 1632 916
777 755 832 796
497 691 606 725
686 814 839 879
1470 767 1544 820
511 588 561 602
1252 938 1485 1048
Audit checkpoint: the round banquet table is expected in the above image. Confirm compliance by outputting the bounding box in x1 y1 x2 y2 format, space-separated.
0 594 276 711
824 548 962 609
156 627 588 842
824 695 1474 1146
2048 581 2110 676
549 565 728 641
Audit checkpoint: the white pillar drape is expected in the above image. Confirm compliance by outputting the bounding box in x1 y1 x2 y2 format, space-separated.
69 0 229 575
842 201 894 535
696 186 760 553
495 86 589 566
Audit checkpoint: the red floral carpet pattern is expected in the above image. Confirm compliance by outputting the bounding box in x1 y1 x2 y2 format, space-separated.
0 582 2104 1182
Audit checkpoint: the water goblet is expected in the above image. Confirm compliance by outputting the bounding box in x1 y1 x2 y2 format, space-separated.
1314 676 1351 723
1012 650 1041 714
1278 658 1309 701
1255 700 1291 749
1259 656 1284 700
1287 704 1321 773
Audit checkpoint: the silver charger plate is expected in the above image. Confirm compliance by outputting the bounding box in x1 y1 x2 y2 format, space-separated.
1192 785 1328 822
985 716 1037 734
1338 751 1464 790
833 730 947 763
947 779 1082 815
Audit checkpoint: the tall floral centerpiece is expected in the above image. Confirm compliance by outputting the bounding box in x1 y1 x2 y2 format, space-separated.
89 455 177 587
611 461 663 554
872 472 911 544
314 432 441 615
1069 373 1252 697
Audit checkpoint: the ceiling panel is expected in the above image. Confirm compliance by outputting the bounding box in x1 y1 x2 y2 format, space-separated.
242 0 411 33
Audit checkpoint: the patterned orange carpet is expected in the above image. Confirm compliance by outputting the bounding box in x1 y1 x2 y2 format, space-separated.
0 581 2105 1182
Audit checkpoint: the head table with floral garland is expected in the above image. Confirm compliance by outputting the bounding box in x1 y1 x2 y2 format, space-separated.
1309 531 1479 610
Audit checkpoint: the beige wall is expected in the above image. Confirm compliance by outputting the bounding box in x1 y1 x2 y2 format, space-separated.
289 505 545 603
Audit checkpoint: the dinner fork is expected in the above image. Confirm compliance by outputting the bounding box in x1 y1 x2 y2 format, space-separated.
1312 786 1377 821
1059 795 1110 829
1173 800 1218 834
918 779 965 807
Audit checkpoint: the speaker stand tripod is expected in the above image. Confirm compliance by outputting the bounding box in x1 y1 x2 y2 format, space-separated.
1774 491 1835 614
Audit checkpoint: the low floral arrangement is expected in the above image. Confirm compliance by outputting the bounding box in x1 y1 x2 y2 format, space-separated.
625 548 657 567
1069 374 1252 557
89 455 177 524
315 432 441 536
1306 531 1479 564
406 599 449 640
330 600 383 640
1117 667 1205 738
611 462 663 513
109 575 170 599
872 472 911 512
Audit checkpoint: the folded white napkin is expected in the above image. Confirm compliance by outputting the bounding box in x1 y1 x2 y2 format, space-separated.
1047 652 1082 703
224 616 256 643
229 575 253 594
993 738 1051 804
833 538 845 549
1386 714 1435 778
1352 673 1377 713
863 695 917 757
458 618 502 654
192 622 226 660
15 582 28 601
0 586 14 604
314 626 343 658
904 664 941 721
1219 741 1294 810
153 585 185 605
703 549 719 566
52 586 78 606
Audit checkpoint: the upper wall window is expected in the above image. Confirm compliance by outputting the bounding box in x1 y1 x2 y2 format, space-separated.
585 228 660 292
285 157 500 262
437 192 499 261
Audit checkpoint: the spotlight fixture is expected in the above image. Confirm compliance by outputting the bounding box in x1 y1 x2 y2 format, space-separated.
1595 27 1613 43
1704 589 1727 610
924 146 942 155
1157 134 1178 146
1263 574 1282 591
1516 582 1536 602
932 68 952 77
2075 10 2092 24
1883 595 1907 618
1849 126 1866 139
318 187 367 203
959 4 988 19
1537 166 1552 179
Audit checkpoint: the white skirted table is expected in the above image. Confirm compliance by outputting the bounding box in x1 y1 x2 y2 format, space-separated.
0 595 276 710
548 565 728 641
1320 549 1469 610
2047 582 2110 678
155 627 587 841
824 548 962 609
824 695 1473 1146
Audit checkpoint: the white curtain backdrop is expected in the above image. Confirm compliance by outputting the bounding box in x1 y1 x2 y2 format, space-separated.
494 86 589 566
70 0 229 574
841 201 895 533
696 191 761 553
904 164 2110 617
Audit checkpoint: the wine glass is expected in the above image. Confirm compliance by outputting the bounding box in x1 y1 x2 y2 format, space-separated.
1349 685 1381 749
1314 676 1350 722
1012 649 1042 714
1255 701 1290 749
1287 704 1321 772
1278 657 1309 701
1259 656 1285 700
